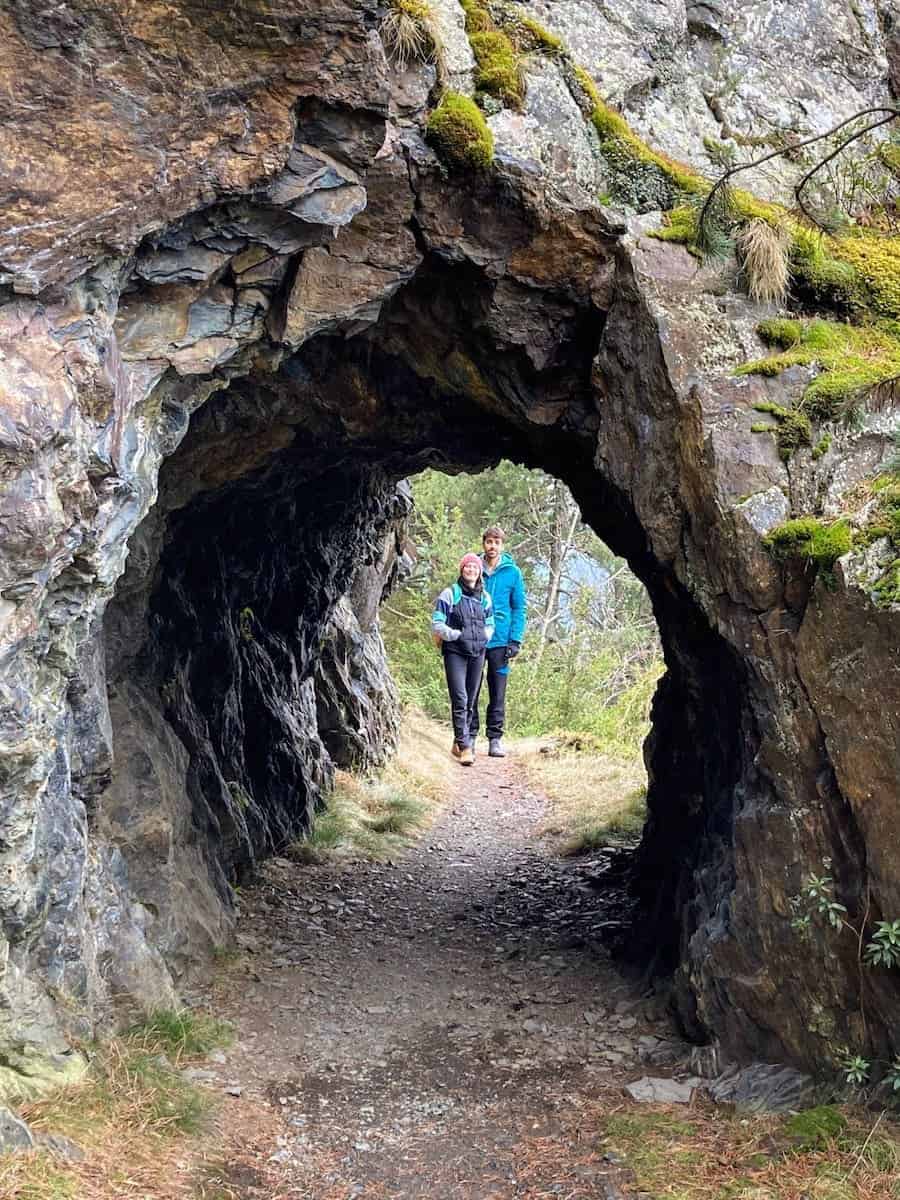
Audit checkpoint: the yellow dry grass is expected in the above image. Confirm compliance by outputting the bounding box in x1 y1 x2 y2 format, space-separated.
515 734 647 853
593 1100 900 1200
737 216 792 304
0 1041 290 1200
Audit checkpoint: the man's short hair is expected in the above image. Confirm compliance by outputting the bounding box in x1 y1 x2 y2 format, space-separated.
483 526 506 541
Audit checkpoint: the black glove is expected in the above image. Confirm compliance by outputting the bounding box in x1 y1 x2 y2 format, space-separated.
506 641 521 661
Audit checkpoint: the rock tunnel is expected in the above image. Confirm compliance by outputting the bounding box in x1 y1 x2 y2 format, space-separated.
1 0 899 1097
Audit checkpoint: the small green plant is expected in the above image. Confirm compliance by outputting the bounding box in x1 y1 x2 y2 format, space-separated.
838 1050 871 1088
789 863 900 1088
426 92 494 170
864 919 900 967
226 779 252 812
791 869 849 932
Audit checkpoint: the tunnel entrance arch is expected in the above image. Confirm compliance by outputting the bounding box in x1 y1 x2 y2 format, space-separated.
96 244 754 1070
2 80 895 1089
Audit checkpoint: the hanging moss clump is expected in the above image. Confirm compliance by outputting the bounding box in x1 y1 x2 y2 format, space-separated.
426 92 494 171
750 401 812 461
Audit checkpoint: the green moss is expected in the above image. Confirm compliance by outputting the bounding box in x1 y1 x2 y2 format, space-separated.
469 30 523 107
459 0 492 33
878 142 900 179
238 606 254 642
750 401 812 460
654 186 900 326
426 92 494 170
757 317 803 348
391 0 432 21
574 70 706 208
460 0 524 108
739 317 900 423
812 432 832 460
785 1105 848 1150
513 13 564 54
873 559 900 607
765 517 852 568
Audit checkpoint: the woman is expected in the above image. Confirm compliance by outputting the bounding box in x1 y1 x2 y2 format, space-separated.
431 553 495 765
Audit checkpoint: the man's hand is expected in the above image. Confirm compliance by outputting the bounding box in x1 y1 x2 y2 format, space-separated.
506 641 520 661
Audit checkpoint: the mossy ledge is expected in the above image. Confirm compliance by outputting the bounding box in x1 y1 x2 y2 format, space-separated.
736 316 900 423
659 196 900 324
461 0 524 109
426 91 494 171
764 516 853 569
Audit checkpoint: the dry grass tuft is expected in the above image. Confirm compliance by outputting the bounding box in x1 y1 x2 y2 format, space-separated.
593 1099 900 1200
737 217 791 304
290 709 453 862
0 1023 290 1200
515 735 647 854
380 0 444 72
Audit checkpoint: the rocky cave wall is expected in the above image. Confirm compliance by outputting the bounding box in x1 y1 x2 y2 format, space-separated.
0 0 899 1097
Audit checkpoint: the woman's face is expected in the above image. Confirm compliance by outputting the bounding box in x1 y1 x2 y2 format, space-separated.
461 561 481 586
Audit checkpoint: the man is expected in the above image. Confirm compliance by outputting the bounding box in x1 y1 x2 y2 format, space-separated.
474 525 526 757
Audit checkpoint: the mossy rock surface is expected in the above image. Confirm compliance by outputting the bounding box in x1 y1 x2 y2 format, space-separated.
764 517 852 568
426 92 494 171
738 317 900 423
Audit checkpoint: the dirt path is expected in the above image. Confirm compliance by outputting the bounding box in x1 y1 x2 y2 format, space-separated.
198 754 690 1198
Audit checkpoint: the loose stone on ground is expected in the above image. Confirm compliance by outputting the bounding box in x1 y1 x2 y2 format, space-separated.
197 756 698 1196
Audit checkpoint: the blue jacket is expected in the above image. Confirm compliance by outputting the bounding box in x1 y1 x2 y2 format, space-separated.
481 552 526 649
432 583 495 657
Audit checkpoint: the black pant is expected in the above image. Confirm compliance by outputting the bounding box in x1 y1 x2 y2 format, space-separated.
471 646 509 740
443 650 485 748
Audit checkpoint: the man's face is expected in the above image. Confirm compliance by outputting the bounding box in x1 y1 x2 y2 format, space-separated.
483 535 503 562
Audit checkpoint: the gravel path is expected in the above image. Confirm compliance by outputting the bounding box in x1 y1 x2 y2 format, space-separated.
198 754 689 1198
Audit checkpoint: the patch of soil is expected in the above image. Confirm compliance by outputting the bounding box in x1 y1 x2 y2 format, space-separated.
196 755 692 1197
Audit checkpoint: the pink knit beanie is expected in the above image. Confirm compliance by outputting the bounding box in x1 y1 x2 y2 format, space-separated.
459 553 482 572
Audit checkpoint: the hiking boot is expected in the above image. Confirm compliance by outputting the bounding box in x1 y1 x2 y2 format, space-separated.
451 741 462 759
488 738 506 758
459 746 475 766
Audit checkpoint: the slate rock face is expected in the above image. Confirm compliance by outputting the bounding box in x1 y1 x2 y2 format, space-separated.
0 0 897 1098
519 0 895 198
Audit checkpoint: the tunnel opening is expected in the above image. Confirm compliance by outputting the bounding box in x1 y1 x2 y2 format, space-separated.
97 265 755 1052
